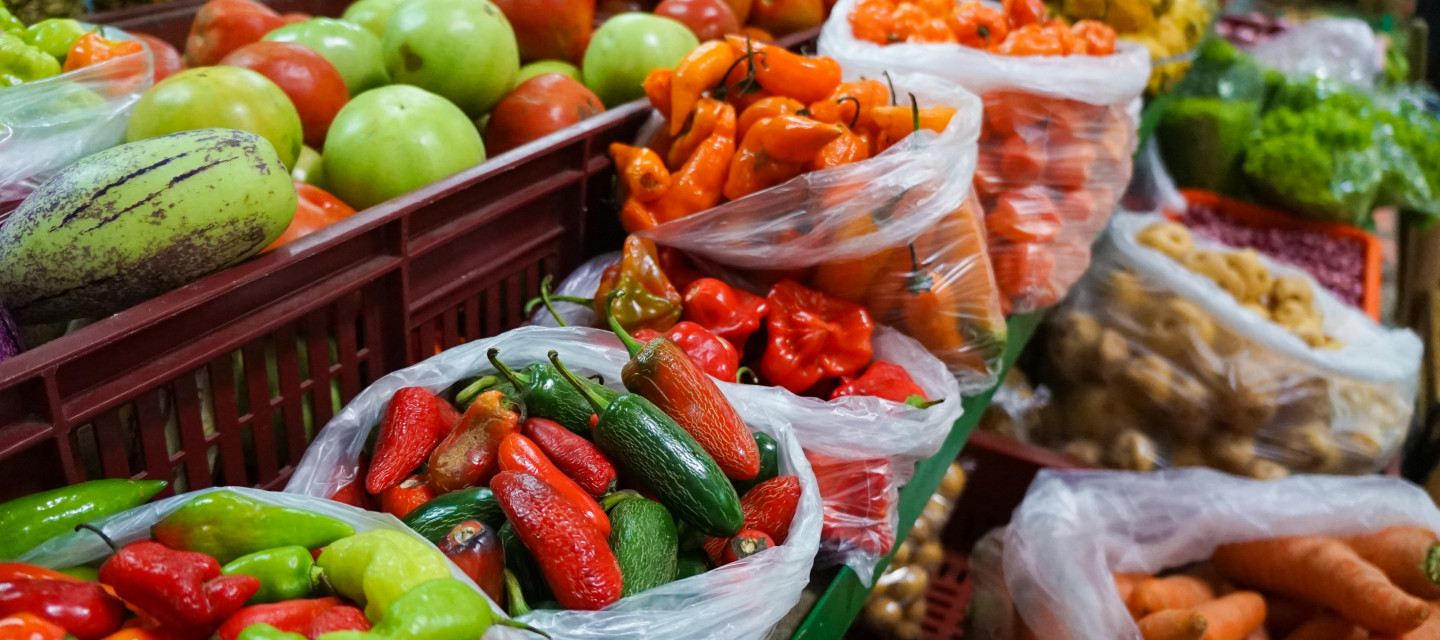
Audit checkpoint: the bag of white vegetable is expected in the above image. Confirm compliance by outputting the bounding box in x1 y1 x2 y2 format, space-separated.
968 469 1440 639
285 326 824 639
530 254 965 583
1027 212 1420 476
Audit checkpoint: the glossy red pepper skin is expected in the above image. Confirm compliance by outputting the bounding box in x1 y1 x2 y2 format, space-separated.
760 280 875 394
366 388 460 494
427 390 521 493
682 278 770 350
99 541 258 640
216 597 343 640
497 434 610 537
703 475 802 563
435 520 504 605
633 322 740 382
830 361 928 404
0 579 126 640
0 565 81 584
491 471 623 611
306 605 369 637
520 418 617 497
379 475 435 520
807 452 895 557
657 248 705 292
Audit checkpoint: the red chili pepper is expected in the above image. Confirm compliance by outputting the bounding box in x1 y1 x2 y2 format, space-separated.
435 520 504 605
0 579 126 640
378 475 435 520
657 248 704 292
491 471 623 611
760 280 875 394
807 452 895 557
366 387 460 494
216 597 344 640
427 390 521 493
634 322 740 382
0 565 81 584
497 434 610 537
606 293 761 481
328 456 372 510
830 361 932 406
720 530 774 565
520 417 617 497
305 606 369 638
0 613 68 640
703 475 802 563
99 541 259 640
682 278 770 350
63 33 145 72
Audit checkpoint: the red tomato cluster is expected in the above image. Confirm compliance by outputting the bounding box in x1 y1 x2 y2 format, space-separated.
849 0 1116 56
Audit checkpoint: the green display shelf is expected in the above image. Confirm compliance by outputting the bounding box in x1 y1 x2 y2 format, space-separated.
791 311 1044 640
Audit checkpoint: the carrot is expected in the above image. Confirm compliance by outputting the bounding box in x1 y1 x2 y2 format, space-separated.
1117 572 1151 609
1379 603 1440 640
1212 536 1430 635
1195 592 1268 640
1282 614 1368 640
1131 575 1218 618
1140 609 1210 640
1343 527 1440 600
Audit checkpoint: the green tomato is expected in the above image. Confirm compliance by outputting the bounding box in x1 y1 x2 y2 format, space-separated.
20 19 86 61
382 0 519 118
264 18 388 97
126 66 304 169
322 85 485 210
291 145 324 186
582 13 697 107
516 59 581 85
341 0 407 37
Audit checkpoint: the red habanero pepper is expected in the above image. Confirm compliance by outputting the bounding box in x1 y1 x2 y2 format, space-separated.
667 98 729 171
657 247 704 292
435 520 504 605
0 613 68 640
760 280 875 394
723 36 841 104
0 579 125 640
703 475 802 563
831 361 932 406
378 475 435 520
593 235 684 334
520 417 617 497
606 292 761 480
0 565 82 584
305 606 369 637
63 32 145 72
328 455 372 510
491 471 623 611
366 387 459 494
98 541 259 639
634 322 740 381
216 597 344 640
669 41 738 135
498 434 611 537
428 390 522 493
682 277 769 348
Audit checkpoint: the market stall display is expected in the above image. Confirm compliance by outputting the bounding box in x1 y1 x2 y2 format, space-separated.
1047 0 1217 95
859 462 965 640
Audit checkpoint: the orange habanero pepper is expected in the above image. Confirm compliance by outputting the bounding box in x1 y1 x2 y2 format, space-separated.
808 79 889 132
723 35 841 104
737 96 807 142
652 102 737 222
808 126 870 170
671 98 734 170
611 143 673 202
1071 19 1117 55
722 115 843 200
870 100 957 150
993 23 1065 56
848 0 898 44
1001 0 1045 29
63 32 145 72
643 68 674 120
948 1 1008 49
670 41 739 135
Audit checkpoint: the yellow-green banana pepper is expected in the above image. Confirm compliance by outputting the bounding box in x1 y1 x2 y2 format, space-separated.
316 530 450 621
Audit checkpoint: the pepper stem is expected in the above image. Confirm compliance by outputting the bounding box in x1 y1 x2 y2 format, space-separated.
604 290 646 357
883 71 897 106
905 395 944 409
835 96 862 129
74 523 119 553
600 490 642 512
548 350 607 415
455 375 501 408
522 275 589 326
909 93 920 133
736 366 759 384
504 569 531 617
906 244 934 294
487 349 529 389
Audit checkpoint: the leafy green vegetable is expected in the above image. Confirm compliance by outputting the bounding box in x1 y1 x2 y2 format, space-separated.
1158 97 1259 194
1243 104 1384 225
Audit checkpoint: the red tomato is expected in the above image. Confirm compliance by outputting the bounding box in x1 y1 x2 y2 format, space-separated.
184 0 287 66
1000 0 1045 29
220 41 349 149
492 0 594 64
749 0 824 36
265 183 357 252
133 33 186 83
281 12 311 24
654 0 740 41
483 74 605 156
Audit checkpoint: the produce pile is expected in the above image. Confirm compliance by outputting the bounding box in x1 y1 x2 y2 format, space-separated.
1047 0 1216 94
0 10 145 86
860 462 965 640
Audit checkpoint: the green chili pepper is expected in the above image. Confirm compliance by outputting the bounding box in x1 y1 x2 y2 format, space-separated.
19 19 85 61
151 491 354 564
57 566 100 581
310 577 540 640
237 624 307 640
0 32 62 87
0 478 166 559
0 6 22 33
222 545 322 604
489 349 618 436
316 529 451 621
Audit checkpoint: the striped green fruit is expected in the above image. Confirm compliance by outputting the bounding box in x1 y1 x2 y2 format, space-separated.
0 129 296 324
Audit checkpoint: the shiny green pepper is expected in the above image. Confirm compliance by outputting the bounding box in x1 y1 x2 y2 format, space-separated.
0 32 61 88
236 625 306 640
319 578 503 640
316 529 451 621
19 19 85 61
222 545 322 604
0 6 22 33
151 491 355 564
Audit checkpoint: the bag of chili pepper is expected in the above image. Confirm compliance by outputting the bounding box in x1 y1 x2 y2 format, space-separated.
818 0 1150 314
285 325 823 640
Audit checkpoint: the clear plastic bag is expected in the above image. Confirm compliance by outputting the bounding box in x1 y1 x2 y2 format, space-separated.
532 261 965 581
858 463 964 639
819 0 1150 313
1248 18 1383 90
967 468 1440 640
1030 212 1420 476
637 73 1008 387
0 28 152 203
285 325 823 640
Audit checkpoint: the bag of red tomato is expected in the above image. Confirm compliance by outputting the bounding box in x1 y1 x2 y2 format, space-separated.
820 0 1151 313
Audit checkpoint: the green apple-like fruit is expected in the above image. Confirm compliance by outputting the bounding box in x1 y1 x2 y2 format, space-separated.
582 13 698 107
322 85 485 210
341 0 407 36
264 18 389 96
126 66 303 169
516 59 581 85
382 0 519 118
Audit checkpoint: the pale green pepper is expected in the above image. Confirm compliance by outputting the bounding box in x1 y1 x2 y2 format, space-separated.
0 32 61 87
316 529 450 620
19 19 86 61
0 6 22 33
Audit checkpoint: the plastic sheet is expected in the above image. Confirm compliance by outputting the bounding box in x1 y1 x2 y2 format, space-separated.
1249 18 1383 90
819 0 1150 313
0 27 152 203
967 468 1440 640
285 326 822 639
1030 212 1420 476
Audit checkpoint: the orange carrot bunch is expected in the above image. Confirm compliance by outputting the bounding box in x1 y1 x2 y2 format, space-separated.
1114 526 1440 640
610 36 958 233
848 0 1117 56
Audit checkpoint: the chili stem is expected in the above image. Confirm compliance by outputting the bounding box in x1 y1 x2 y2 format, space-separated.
909 93 920 132
530 275 572 327
74 523 119 552
599 490 642 512
604 290 647 357
548 350 608 415
736 366 759 384
487 348 529 389
835 96 862 129
505 569 531 617
455 374 502 408
883 71 897 106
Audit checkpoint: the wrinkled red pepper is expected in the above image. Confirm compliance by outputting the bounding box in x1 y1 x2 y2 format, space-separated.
759 280 874 394
305 605 369 637
682 278 769 351
99 541 259 640
0 579 126 640
379 475 434 520
367 388 460 495
830 361 937 408
216 597 345 640
703 475 802 564
634 322 740 382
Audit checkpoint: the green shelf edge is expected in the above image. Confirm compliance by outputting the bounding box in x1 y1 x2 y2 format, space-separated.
792 311 1044 640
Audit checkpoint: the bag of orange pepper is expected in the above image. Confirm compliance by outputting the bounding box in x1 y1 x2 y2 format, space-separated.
819 0 1150 314
616 39 1006 391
